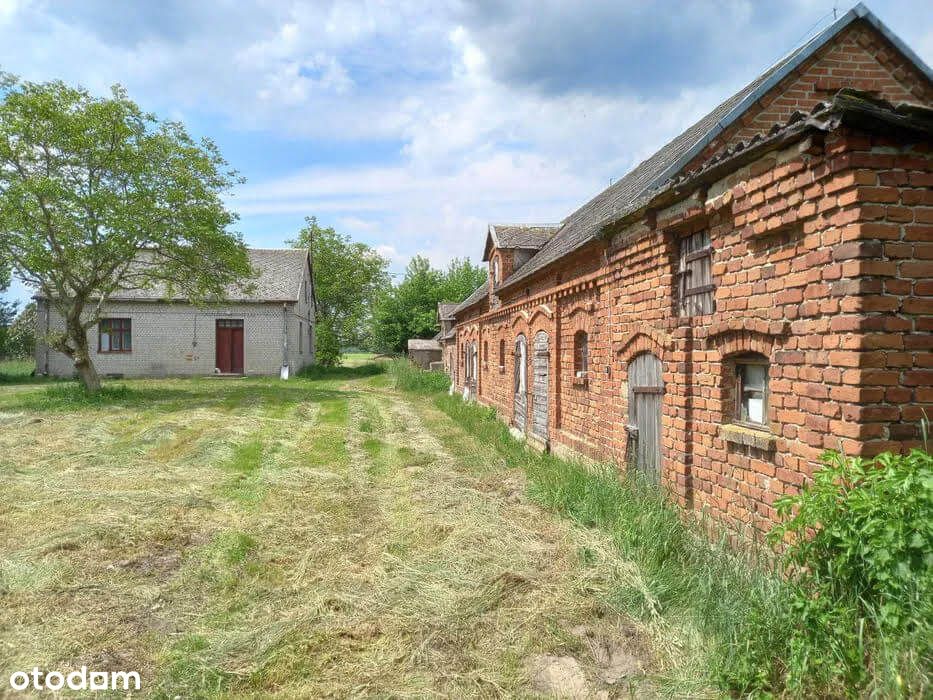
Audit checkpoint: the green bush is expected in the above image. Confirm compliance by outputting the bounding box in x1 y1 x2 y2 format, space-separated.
758 448 932 694
387 358 450 393
314 319 341 367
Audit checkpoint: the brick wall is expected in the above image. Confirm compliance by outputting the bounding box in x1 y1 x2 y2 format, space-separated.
454 126 932 534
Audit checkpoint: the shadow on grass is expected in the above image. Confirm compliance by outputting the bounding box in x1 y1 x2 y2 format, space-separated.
296 362 386 380
0 379 361 414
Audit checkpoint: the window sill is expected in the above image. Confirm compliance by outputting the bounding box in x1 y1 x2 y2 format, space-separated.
498 365 506 374
572 376 588 388
720 423 775 451
98 350 132 354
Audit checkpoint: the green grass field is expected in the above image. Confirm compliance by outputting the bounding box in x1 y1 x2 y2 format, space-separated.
0 364 665 697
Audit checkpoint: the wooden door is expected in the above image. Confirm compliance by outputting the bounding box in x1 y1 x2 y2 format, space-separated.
532 331 549 442
628 352 663 481
216 319 244 374
513 335 527 432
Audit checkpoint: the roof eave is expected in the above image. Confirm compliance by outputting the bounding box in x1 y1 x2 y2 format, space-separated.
650 3 932 192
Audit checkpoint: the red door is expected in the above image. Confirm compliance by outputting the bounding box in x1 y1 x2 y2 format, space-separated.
216 319 244 373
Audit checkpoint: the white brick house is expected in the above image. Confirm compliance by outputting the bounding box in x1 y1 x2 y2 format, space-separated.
35 249 316 378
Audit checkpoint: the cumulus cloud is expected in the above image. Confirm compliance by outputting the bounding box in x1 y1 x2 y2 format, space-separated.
0 0 930 302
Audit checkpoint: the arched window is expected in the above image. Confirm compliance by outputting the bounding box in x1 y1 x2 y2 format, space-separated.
499 339 505 368
493 258 500 284
573 330 589 379
733 353 769 426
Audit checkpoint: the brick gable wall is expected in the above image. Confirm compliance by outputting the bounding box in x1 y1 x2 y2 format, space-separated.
686 20 932 173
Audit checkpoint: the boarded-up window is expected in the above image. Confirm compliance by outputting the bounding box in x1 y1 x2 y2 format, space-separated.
483 340 488 363
573 330 589 378
678 230 714 316
499 339 505 367
99 318 131 353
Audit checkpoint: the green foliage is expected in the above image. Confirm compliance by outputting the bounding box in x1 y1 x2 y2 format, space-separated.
0 75 252 390
288 216 390 349
0 296 16 357
314 318 342 367
371 256 486 353
386 358 450 393
5 301 36 359
736 448 933 695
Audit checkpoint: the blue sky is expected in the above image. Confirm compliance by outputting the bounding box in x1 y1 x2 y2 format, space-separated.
1 0 931 306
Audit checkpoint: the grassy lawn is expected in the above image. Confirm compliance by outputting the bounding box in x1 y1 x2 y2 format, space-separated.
0 357 38 383
0 367 660 697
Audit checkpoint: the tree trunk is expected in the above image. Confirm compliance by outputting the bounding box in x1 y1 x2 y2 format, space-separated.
74 352 101 392
66 314 101 393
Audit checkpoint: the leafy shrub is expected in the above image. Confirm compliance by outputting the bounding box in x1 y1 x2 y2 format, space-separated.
314 319 342 367
726 448 933 695
387 358 450 393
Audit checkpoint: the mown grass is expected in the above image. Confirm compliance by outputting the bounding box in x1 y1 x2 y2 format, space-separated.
390 362 932 697
0 366 661 697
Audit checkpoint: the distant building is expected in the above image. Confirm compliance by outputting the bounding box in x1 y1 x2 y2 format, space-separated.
36 249 316 378
407 338 442 369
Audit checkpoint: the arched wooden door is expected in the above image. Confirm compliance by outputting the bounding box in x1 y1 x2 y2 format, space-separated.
627 352 663 481
513 334 527 432
532 331 549 442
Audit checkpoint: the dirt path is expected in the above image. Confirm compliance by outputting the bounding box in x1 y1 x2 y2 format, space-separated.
333 379 656 697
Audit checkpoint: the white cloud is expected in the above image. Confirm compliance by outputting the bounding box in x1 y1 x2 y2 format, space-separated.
1 0 931 305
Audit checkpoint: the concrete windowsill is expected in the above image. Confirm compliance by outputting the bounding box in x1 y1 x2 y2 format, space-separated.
720 423 775 451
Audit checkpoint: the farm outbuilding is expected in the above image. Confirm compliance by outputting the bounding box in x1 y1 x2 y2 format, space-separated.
446 5 933 534
407 338 442 369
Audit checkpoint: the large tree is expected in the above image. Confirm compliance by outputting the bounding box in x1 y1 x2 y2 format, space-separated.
370 255 486 353
288 216 390 364
5 301 35 359
0 76 252 391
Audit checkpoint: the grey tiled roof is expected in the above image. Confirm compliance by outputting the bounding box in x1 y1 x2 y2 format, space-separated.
452 281 489 316
483 223 560 261
108 248 310 302
437 302 459 321
499 3 931 291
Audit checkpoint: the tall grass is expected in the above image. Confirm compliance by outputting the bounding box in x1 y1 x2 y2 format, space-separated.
394 362 931 696
386 358 450 394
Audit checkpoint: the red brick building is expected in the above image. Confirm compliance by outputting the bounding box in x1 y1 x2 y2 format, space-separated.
448 5 933 533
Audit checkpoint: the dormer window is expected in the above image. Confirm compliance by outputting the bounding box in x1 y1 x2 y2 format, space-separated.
493 258 500 285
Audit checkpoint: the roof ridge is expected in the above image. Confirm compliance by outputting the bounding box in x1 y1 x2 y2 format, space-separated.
496 2 932 292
